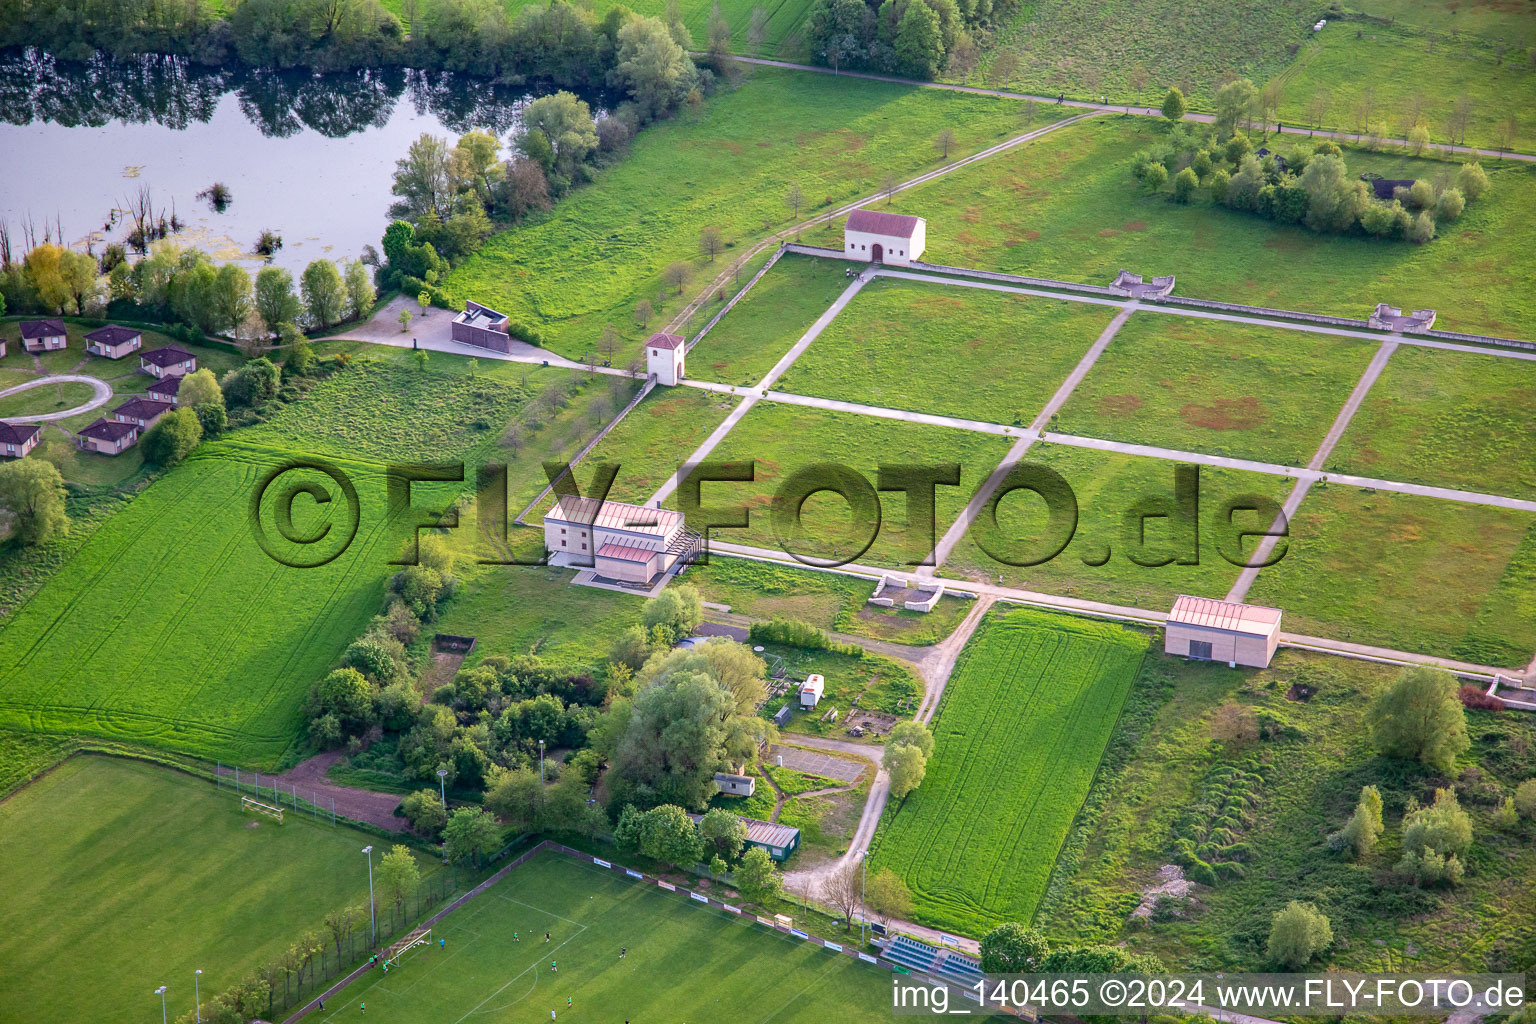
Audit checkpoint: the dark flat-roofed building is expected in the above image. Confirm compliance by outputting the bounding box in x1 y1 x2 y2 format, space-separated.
451 301 512 352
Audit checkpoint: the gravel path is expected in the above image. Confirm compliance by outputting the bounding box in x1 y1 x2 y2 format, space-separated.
271 751 410 833
0 374 113 422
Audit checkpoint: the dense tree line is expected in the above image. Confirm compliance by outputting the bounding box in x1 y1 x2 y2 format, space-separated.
803 0 1017 81
1134 82 1490 244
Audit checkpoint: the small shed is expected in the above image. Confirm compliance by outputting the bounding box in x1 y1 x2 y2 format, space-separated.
714 772 756 797
1165 595 1282 669
0 421 42 459
646 332 685 386
742 816 800 861
451 301 512 352
140 345 197 378
20 319 67 353
799 674 825 709
843 209 926 266
84 325 143 359
771 704 793 728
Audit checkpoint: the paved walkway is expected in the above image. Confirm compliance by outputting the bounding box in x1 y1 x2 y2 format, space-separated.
0 374 113 422
725 55 1536 162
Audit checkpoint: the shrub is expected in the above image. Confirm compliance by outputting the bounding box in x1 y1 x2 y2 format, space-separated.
1402 788 1472 859
1435 187 1466 222
344 638 398 683
401 789 448 835
1516 779 1536 818
1494 796 1519 830
1458 684 1503 710
140 407 203 467
1208 168 1231 202
1327 785 1384 859
1370 666 1469 771
1406 210 1436 244
1140 162 1168 191
1397 846 1465 886
748 618 831 650
1456 161 1488 201
980 922 1049 973
1172 167 1199 203
1267 901 1332 968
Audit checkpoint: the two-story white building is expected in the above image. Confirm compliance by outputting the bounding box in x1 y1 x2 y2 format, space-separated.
542 494 699 585
843 208 926 266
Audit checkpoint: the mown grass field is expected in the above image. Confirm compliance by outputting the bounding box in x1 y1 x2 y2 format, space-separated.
884 117 1536 338
1054 311 1378 465
319 851 896 1024
686 555 973 644
1331 344 1536 500
1245 483 1536 667
870 608 1149 935
774 276 1115 424
942 442 1294 610
0 379 95 417
445 65 1029 358
1042 648 1536 973
0 755 440 1024
0 442 458 764
673 401 1013 570
1273 22 1536 154
692 253 858 387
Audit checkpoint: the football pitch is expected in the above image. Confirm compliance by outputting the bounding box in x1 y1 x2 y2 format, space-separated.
318 853 900 1023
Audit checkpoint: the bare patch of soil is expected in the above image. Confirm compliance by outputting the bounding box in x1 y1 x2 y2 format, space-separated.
1179 395 1266 430
1097 394 1144 417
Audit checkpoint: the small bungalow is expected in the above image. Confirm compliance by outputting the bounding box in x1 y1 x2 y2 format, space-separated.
146 374 183 405
742 817 800 861
113 396 175 430
646 332 685 386
1165 595 1282 669
844 208 926 266
450 301 512 352
0 421 42 459
714 772 756 797
20 319 67 353
799 674 825 709
140 345 197 378
84 325 144 359
77 417 139 455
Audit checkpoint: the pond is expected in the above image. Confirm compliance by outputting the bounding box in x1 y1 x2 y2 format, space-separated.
0 50 547 275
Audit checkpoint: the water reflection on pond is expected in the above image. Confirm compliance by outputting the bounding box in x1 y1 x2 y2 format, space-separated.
0 50 548 273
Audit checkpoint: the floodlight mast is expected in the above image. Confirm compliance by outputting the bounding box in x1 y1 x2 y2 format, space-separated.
155 985 168 1024
363 845 377 945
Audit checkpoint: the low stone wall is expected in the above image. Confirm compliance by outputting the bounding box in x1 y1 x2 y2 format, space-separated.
1147 293 1373 329
906 259 1123 297
1422 328 1536 352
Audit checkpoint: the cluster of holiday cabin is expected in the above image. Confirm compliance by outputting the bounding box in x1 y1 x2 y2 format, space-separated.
74 345 198 457
842 209 926 266
541 494 700 585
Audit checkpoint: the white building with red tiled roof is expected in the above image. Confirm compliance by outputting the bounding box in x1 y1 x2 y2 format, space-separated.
843 208 926 266
541 494 699 585
646 332 685 386
1164 595 1282 668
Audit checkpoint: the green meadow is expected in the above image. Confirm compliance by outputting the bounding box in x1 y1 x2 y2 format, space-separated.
445 65 1029 359
1054 311 1377 465
883 116 1536 337
774 276 1116 424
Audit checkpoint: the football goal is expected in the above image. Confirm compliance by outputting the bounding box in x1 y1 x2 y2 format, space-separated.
241 795 284 823
385 928 432 968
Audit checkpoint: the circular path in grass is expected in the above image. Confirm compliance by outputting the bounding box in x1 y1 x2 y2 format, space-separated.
0 375 113 421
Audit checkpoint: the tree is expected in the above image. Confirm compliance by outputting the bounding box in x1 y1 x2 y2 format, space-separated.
979 922 1049 973
301 260 346 328
1214 77 1258 138
412 349 429 372
1494 796 1519 829
519 92 599 177
817 857 861 926
314 667 372 731
1493 114 1518 158
1456 161 1489 201
785 183 805 221
1408 122 1431 155
255 266 301 337
610 624 656 672
1267 901 1332 968
378 845 420 919
887 720 933 758
699 225 725 263
934 128 956 159
178 368 223 410
986 49 1019 90
1298 154 1366 233
609 672 735 809
450 130 503 208
1160 86 1187 123
864 868 911 925
443 807 502 866
885 741 927 799
1402 787 1472 858
663 261 693 295
895 0 944 81
612 16 696 123
1436 187 1466 221
1139 161 1168 192
634 299 654 328
698 807 748 860
401 788 448 835
141 407 203 467
637 804 705 867
1516 778 1536 818
642 583 703 642
747 5 768 57
1172 166 1199 203
212 264 253 335
344 260 376 321
1328 785 1383 858
391 133 455 221
398 308 413 332
734 846 781 904
946 32 979 84
221 357 281 411
0 459 69 545
1371 666 1469 772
